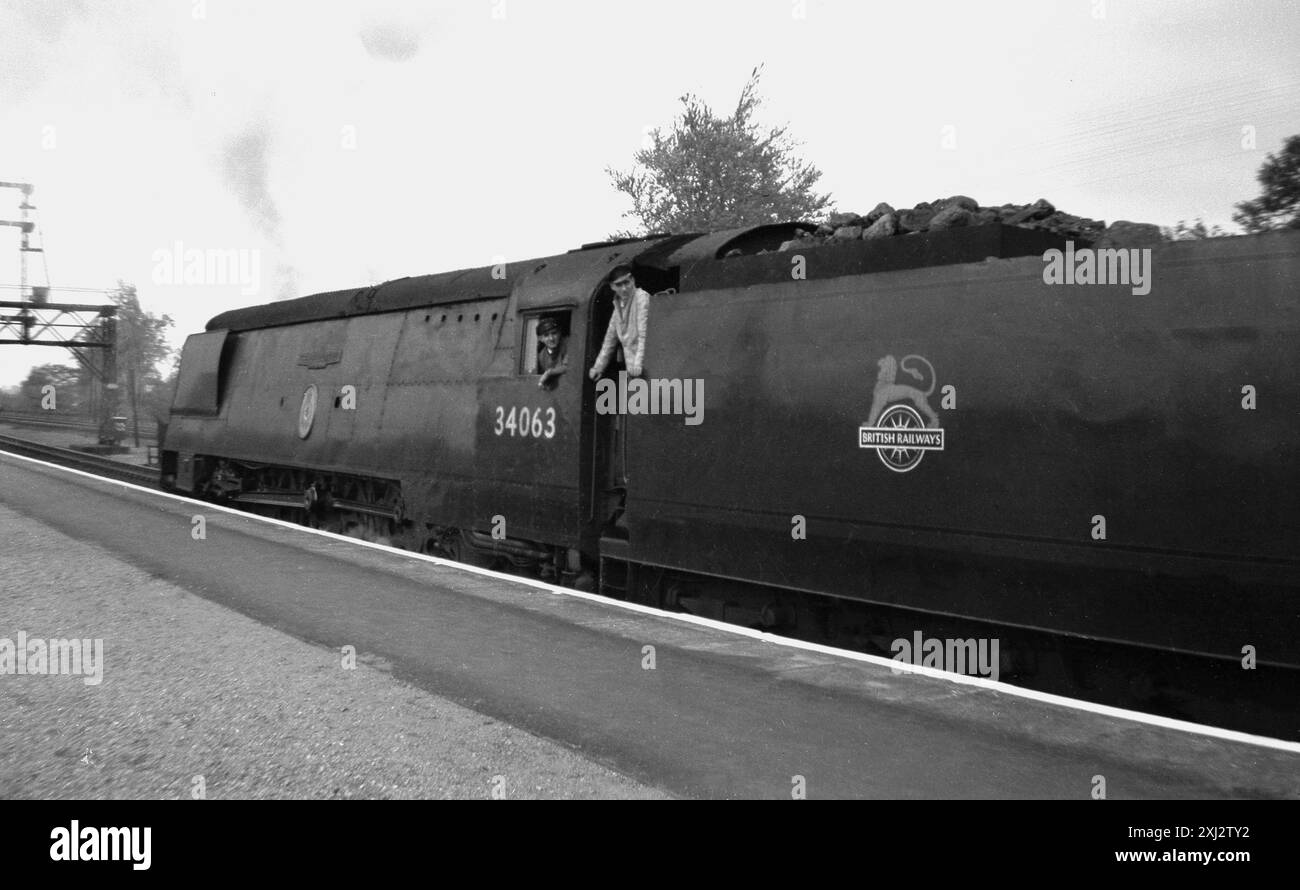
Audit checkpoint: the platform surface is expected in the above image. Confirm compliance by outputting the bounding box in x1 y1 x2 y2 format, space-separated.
2 450 1297 799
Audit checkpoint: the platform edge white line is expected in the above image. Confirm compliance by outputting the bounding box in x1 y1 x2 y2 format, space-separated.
3 446 1298 756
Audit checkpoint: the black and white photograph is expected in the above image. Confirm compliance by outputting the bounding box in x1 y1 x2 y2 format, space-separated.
0 0 1296 840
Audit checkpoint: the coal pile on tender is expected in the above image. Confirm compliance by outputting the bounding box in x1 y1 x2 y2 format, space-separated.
760 196 1162 254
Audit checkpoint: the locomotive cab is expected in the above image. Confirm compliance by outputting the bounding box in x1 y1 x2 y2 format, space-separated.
584 262 680 535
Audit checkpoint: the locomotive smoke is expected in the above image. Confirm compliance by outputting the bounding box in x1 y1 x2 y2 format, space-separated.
221 124 298 299
357 21 423 62
221 127 279 242
356 4 443 62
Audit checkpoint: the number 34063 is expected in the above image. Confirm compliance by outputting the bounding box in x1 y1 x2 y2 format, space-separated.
494 406 556 439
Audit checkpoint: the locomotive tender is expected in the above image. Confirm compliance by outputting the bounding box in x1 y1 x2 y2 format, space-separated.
163 223 1300 670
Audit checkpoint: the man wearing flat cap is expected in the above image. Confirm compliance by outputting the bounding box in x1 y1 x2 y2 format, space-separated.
536 316 568 388
588 265 650 380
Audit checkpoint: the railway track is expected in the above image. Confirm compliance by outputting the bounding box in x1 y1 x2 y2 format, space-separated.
0 409 159 440
0 409 101 433
0 432 158 487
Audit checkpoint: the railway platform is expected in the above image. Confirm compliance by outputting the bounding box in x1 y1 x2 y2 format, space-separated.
1 448 1297 799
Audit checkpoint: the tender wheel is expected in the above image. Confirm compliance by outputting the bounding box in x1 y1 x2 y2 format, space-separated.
445 529 497 569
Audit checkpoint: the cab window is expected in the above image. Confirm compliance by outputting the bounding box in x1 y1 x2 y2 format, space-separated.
521 312 571 374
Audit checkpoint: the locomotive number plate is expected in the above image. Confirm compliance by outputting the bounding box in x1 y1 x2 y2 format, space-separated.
493 405 556 439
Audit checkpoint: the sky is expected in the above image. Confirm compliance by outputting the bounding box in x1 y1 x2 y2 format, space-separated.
1 0 1297 386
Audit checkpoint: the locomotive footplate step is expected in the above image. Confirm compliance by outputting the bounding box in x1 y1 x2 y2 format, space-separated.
598 536 632 598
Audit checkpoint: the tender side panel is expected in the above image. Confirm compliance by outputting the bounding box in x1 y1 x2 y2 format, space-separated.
625 233 1299 659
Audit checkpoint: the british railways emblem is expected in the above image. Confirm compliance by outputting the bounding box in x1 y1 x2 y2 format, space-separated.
859 354 945 473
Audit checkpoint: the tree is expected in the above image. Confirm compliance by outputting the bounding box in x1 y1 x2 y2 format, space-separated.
18 363 86 410
1232 134 1300 233
1162 218 1229 241
109 281 174 445
607 66 833 236
140 357 180 433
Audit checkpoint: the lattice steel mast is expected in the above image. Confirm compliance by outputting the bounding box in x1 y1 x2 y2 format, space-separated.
0 181 120 439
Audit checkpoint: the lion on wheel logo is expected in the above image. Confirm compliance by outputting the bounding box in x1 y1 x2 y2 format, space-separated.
859 355 945 473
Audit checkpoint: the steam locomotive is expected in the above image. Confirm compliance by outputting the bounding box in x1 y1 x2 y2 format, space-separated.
162 223 1300 670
